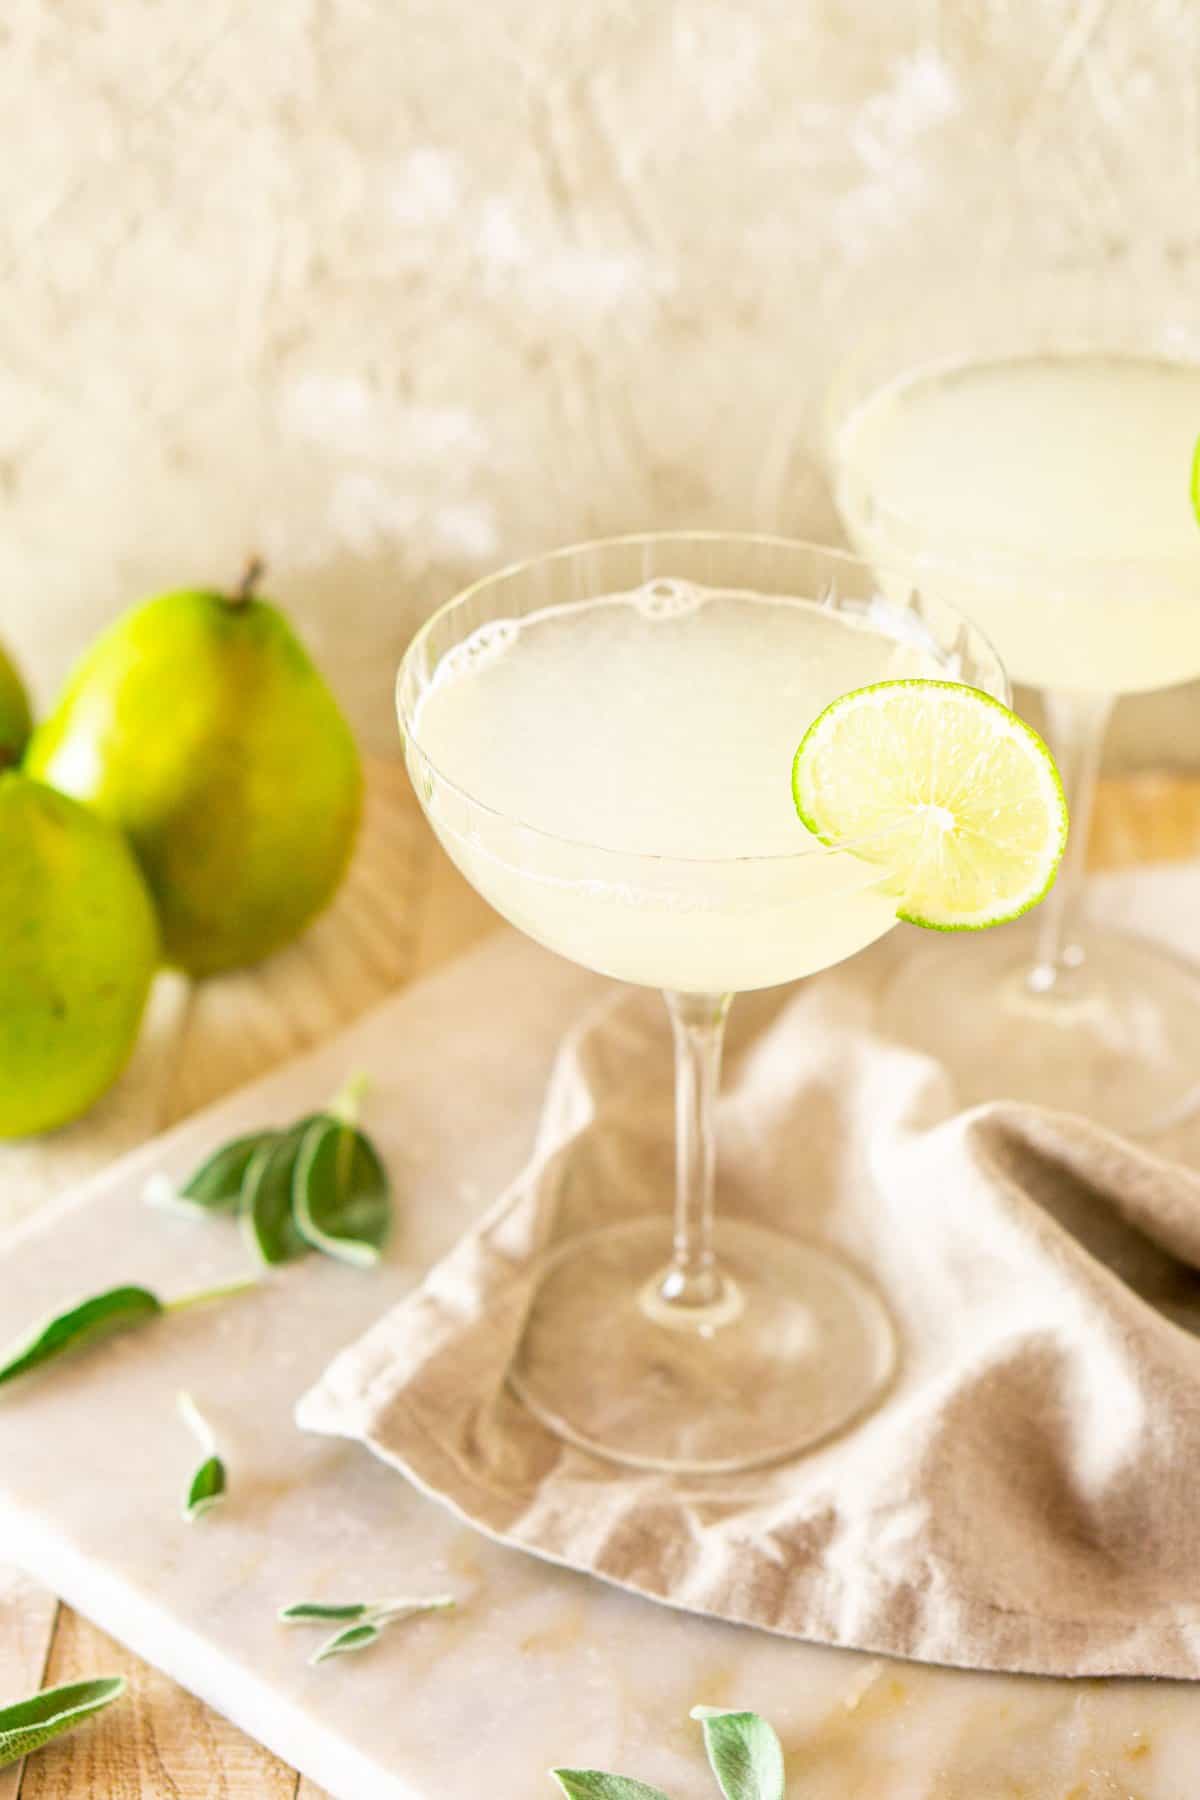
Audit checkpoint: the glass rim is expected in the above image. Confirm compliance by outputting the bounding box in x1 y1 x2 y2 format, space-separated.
826 343 1200 578
395 530 1010 870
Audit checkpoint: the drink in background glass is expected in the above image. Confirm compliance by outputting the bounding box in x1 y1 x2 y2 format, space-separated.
832 281 1200 1135
399 535 1008 1472
838 353 1200 694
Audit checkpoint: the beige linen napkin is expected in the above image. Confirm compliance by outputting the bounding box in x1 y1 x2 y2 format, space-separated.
299 872 1200 1679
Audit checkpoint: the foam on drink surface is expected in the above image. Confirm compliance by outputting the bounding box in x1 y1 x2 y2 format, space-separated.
416 581 930 861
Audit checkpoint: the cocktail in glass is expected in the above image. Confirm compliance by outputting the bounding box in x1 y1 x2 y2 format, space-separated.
398 534 1008 1473
832 279 1200 1134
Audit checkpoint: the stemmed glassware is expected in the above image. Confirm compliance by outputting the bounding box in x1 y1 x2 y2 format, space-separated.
398 534 1007 1472
830 271 1200 1135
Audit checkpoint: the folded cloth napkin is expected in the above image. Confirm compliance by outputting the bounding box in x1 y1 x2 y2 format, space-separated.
299 868 1200 1679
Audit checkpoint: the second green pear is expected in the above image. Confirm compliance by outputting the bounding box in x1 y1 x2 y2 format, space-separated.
27 576 362 977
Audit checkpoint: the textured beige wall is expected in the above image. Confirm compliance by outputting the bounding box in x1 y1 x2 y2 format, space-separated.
2 1 1198 760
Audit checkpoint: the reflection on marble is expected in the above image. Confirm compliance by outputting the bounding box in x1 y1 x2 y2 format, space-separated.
0 929 1196 1798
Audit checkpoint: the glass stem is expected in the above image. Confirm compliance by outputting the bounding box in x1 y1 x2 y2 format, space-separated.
655 991 734 1316
1029 689 1114 993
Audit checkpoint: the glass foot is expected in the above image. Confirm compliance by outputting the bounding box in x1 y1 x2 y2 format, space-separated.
508 1217 896 1473
885 920 1200 1136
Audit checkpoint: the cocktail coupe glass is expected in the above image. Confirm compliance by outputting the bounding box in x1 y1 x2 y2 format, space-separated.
398 534 1008 1474
830 273 1200 1136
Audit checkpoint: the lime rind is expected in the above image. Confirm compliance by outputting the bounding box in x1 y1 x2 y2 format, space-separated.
1192 432 1200 528
792 678 1067 933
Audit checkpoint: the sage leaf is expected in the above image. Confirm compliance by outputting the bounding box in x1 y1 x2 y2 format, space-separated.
0 1286 163 1389
551 1774 671 1800
185 1456 226 1519
284 1596 455 1629
242 1121 316 1266
0 1279 257 1392
0 1676 125 1769
178 1392 227 1520
690 1709 785 1800
293 1114 390 1268
310 1622 381 1663
180 1131 280 1212
283 1594 455 1665
279 1602 374 1624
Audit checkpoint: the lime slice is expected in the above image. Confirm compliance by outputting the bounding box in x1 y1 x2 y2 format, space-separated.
792 679 1067 931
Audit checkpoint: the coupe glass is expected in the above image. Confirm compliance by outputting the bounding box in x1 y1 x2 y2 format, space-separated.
398 534 1008 1473
829 270 1200 1136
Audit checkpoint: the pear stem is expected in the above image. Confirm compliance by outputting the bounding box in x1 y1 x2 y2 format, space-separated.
229 557 266 607
0 746 17 773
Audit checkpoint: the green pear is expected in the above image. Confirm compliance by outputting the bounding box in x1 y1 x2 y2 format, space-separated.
0 639 32 763
0 771 159 1137
27 564 363 977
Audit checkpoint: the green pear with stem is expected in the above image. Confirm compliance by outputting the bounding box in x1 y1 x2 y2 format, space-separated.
27 562 362 977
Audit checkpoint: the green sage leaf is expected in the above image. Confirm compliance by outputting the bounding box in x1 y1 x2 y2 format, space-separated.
286 1594 455 1664
311 1622 381 1663
279 1602 373 1625
550 1774 671 1799
690 1709 785 1800
178 1392 228 1520
0 1287 163 1389
0 1677 126 1769
242 1121 316 1266
185 1455 227 1519
281 1596 454 1625
180 1131 280 1212
293 1114 390 1268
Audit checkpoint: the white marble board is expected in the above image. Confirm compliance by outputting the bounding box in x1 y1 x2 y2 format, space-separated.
0 930 1195 1799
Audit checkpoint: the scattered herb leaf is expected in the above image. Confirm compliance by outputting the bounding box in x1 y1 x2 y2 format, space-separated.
242 1122 317 1266
293 1115 390 1268
178 1392 227 1521
281 1594 455 1666
185 1456 226 1519
0 1287 163 1389
551 1709 786 1800
0 1278 257 1391
279 1602 374 1625
551 1775 671 1800
146 1074 391 1274
310 1622 381 1663
181 1131 280 1212
0 1677 126 1769
6 1077 390 1400
690 1709 785 1800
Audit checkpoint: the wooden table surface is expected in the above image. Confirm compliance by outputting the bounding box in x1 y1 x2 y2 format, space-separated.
1 759 1198 1798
